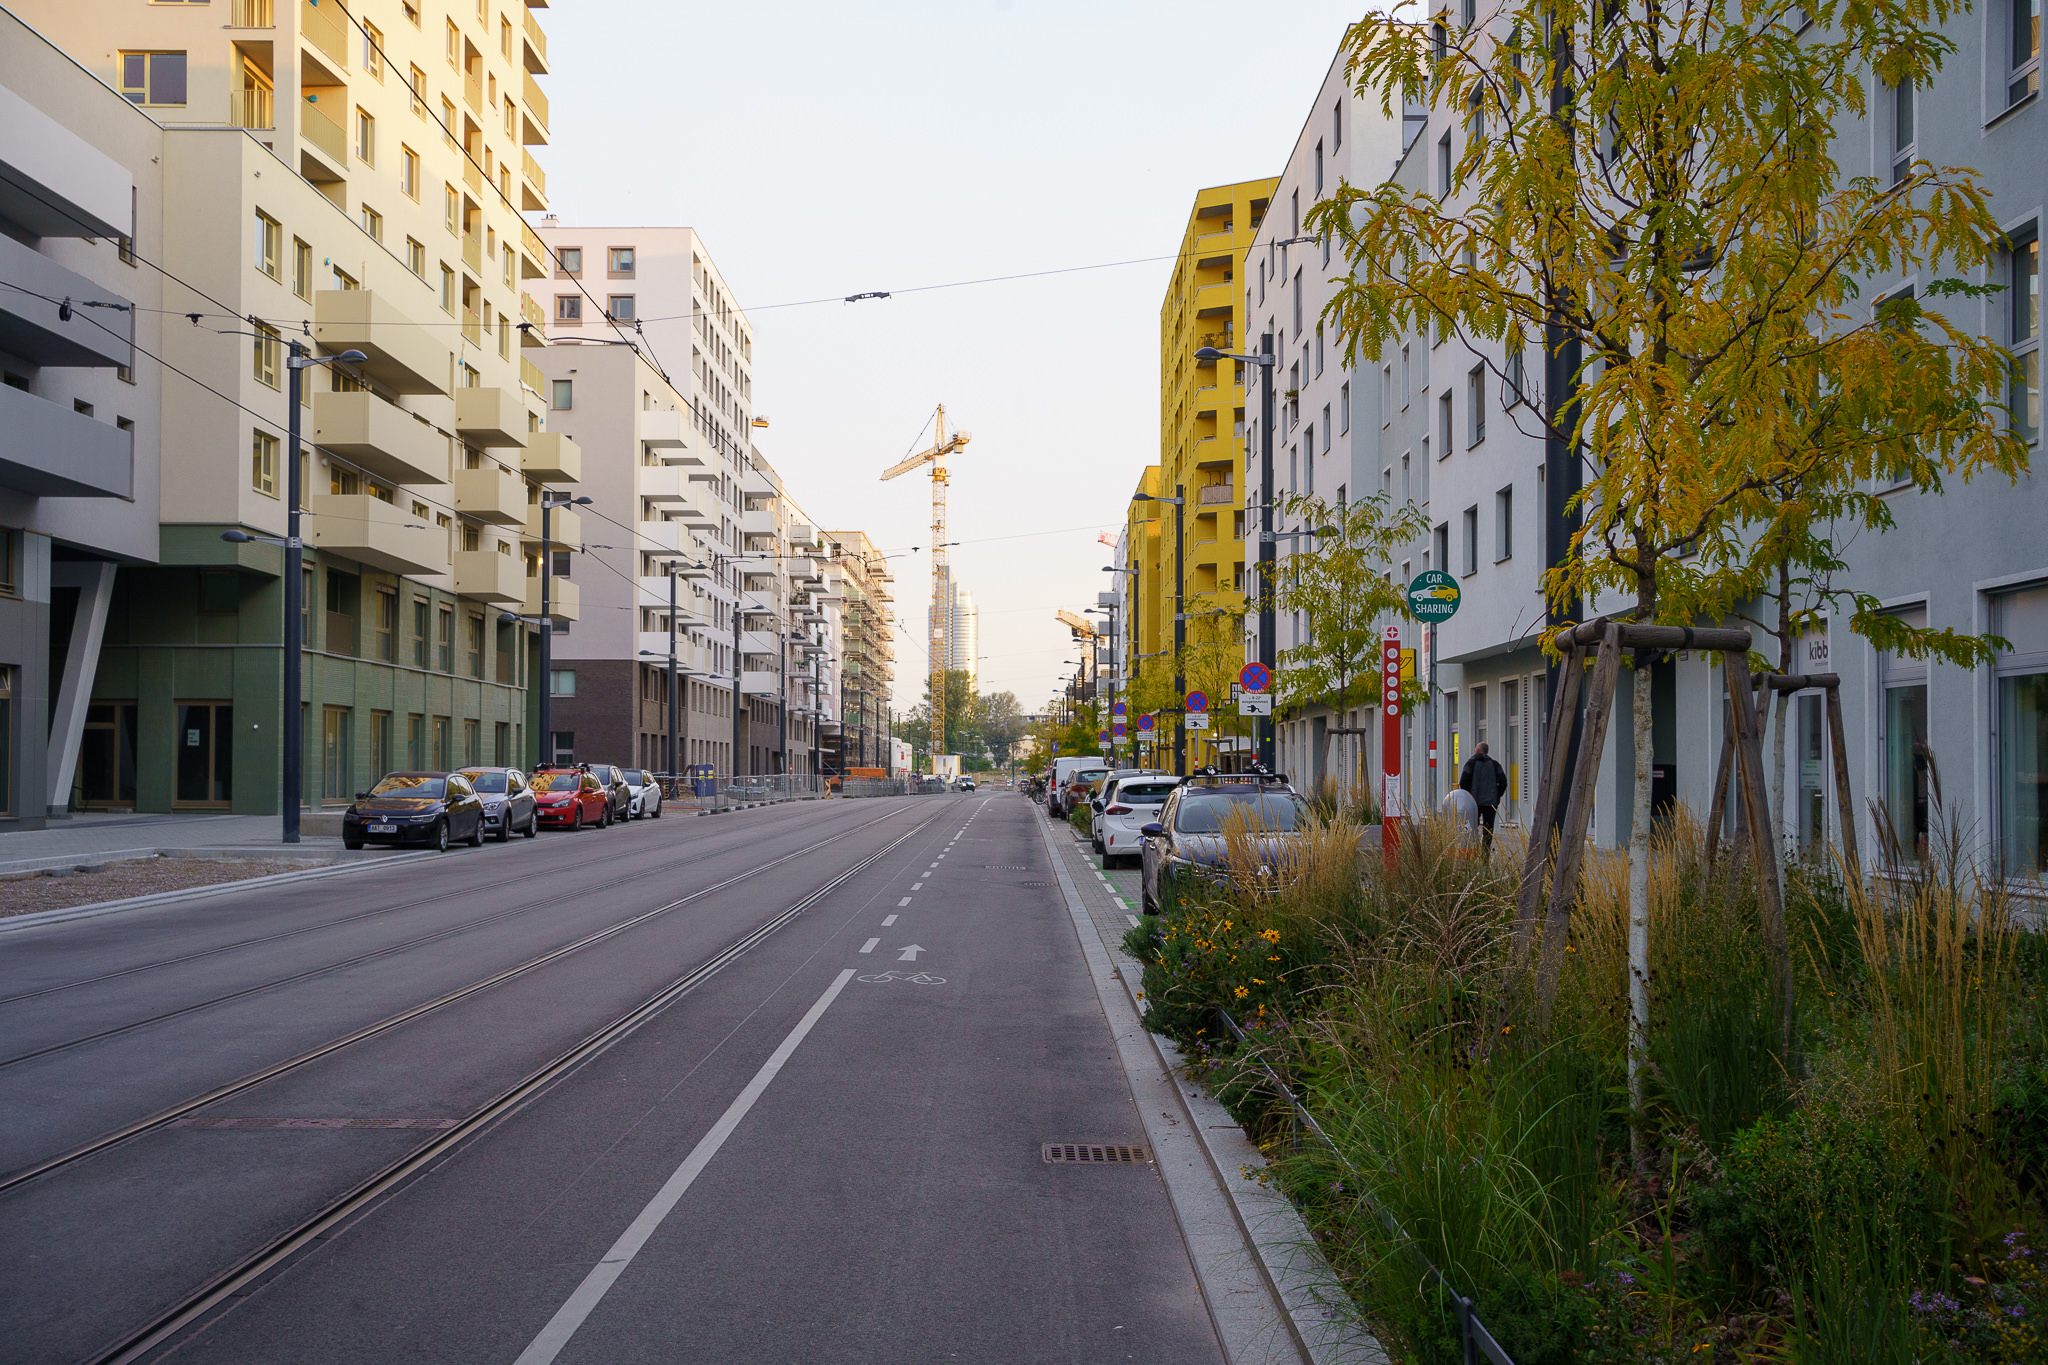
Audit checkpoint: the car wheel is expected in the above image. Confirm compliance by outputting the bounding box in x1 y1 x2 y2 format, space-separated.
467 815 485 848
430 820 449 853
652 801 662 819
493 812 510 842
522 811 538 838
572 807 584 832
343 836 364 851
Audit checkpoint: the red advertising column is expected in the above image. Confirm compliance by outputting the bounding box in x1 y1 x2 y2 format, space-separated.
1380 624 1402 870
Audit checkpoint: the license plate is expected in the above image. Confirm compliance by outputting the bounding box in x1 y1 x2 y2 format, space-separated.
368 823 397 834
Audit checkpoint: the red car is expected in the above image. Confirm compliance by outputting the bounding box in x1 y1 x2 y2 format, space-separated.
532 766 611 830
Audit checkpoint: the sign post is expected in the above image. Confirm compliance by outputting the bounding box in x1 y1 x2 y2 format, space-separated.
1407 572 1461 814
1381 624 1403 871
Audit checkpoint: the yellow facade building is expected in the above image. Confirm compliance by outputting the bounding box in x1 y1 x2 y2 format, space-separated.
1127 178 1274 771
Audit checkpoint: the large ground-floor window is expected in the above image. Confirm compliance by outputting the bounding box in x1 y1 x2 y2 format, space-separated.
175 701 234 807
2000 674 2048 880
80 702 138 808
0 664 13 817
321 706 353 803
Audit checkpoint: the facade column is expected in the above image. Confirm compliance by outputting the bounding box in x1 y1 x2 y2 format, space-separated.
45 560 117 816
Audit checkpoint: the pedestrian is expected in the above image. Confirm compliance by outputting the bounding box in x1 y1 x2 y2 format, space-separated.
1458 741 1508 855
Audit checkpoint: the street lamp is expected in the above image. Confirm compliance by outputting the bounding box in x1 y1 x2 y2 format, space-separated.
1195 339 1278 768
220 344 366 844
1131 489 1188 772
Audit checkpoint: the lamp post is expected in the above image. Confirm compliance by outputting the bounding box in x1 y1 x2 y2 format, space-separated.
1195 340 1277 768
1132 489 1186 772
220 343 365 844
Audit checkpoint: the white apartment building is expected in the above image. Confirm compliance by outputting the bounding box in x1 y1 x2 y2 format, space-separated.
1250 25 2047 882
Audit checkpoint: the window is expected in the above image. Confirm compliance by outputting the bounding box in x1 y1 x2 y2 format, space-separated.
253 322 280 389
292 238 312 300
1340 381 1351 433
467 613 485 678
2013 0 2041 105
1495 485 1513 560
321 707 354 803
406 237 426 278
1994 585 2048 879
360 205 383 242
409 64 427 116
1314 323 1325 376
407 713 425 768
1881 605 1932 863
120 52 187 106
1333 98 1343 151
437 606 455 672
1438 131 1453 198
1468 365 1487 444
0 528 14 598
1314 140 1325 196
447 18 462 67
1507 345 1527 405
356 108 375 165
551 379 573 409
199 571 239 616
558 246 582 277
401 146 420 199
1292 270 1303 336
372 711 393 781
1321 404 1331 452
440 264 456 314
412 597 430 667
1439 391 1453 457
608 294 636 322
1890 79 1915 185
433 716 452 771
551 668 576 696
556 295 582 323
2014 230 2039 444
445 184 460 234
1462 506 1479 575
254 211 281 279
361 21 384 77
251 429 279 496
608 246 635 276
376 587 397 662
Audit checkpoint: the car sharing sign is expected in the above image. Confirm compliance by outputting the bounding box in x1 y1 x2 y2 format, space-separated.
1407 569 1461 622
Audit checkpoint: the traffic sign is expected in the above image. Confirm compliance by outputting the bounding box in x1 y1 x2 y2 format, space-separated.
1239 661 1272 693
1238 694 1272 717
1098 730 1109 743
1112 700 1127 717
1051 741 1060 754
1185 690 1209 714
1137 713 1155 733
1408 569 1462 622
1186 712 1211 730
1113 722 1128 737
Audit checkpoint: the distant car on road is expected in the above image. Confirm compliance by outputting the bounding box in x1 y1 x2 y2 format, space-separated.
918 776 948 794
956 777 976 792
456 766 538 842
532 766 611 831
343 772 487 852
624 768 664 819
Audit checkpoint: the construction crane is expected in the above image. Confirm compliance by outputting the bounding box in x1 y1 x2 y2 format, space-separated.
880 406 970 769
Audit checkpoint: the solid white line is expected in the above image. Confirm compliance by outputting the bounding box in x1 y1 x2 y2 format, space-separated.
881 914 897 927
512 968 858 1365
897 896 912 906
1128 914 1141 928
859 938 880 954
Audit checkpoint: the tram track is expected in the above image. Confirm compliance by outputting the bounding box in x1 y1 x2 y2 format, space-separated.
0 802 935 1200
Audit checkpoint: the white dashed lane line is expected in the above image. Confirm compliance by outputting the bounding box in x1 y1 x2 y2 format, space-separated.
882 914 897 927
911 882 923 890
859 938 880 954
897 897 912 907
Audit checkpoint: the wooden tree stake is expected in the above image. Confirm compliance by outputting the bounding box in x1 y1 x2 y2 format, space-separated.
1533 627 1624 1030
1725 650 1793 1052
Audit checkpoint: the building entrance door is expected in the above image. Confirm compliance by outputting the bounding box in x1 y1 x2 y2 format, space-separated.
174 702 234 807
79 703 138 808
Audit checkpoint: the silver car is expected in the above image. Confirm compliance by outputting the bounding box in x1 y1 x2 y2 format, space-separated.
625 768 664 819
455 767 539 842
1092 773 1180 867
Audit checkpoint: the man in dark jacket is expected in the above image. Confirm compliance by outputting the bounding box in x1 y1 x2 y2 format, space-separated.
1458 741 1509 854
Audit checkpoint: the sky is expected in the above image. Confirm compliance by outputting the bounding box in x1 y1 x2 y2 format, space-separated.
539 0 1365 712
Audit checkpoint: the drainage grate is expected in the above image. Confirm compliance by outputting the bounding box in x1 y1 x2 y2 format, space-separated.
1017 881 1054 888
1042 1142 1152 1165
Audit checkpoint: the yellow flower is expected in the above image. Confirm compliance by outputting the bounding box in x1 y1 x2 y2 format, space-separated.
1234 986 1249 999
1259 928 1281 943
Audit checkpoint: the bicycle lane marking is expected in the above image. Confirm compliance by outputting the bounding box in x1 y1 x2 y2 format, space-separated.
512 968 860 1365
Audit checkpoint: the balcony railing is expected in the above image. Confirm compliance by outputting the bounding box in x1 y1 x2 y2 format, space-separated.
462 232 482 274
522 7 548 68
522 71 549 134
521 149 546 209
300 94 347 164
1197 483 1235 505
231 85 275 130
232 0 275 26
519 223 547 279
463 71 483 114
300 0 348 64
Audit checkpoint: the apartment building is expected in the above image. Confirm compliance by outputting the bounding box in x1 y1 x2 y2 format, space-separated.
825 530 896 772
0 13 166 826
1245 25 2047 881
10 0 565 813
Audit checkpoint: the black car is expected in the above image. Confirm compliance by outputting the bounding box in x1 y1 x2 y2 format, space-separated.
583 763 633 826
456 766 539 842
343 771 488 851
1139 770 1313 915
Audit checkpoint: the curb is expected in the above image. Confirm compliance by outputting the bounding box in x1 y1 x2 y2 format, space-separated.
0 849 440 935
1038 813 1386 1365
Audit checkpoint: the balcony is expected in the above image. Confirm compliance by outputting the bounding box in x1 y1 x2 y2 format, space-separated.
525 502 579 546
1196 482 1236 506
462 231 483 274
454 464 528 525
232 0 274 24
638 466 688 505
300 0 347 64
0 234 132 367
524 574 578 622
230 85 275 131
0 385 132 498
309 493 446 575
521 149 546 211
464 71 483 115
673 484 719 529
298 93 347 174
521 432 579 482
312 390 449 486
520 354 545 396
638 407 684 449
636 584 707 625
519 223 547 280
740 504 778 538
521 72 549 139
523 7 549 71
314 290 452 395
635 519 681 553
1192 436 1233 470
1193 281 1234 319
520 291 547 337
452 549 524 603
455 386 530 448
740 669 781 697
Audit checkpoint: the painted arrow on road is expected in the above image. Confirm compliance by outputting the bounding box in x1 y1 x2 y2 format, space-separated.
896 944 924 961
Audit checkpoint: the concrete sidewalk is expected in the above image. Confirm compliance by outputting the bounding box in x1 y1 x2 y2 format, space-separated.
0 812 389 879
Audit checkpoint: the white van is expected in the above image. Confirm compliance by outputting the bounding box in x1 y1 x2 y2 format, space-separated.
1047 755 1111 818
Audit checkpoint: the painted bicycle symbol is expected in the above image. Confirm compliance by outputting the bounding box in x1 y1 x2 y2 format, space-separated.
857 970 948 985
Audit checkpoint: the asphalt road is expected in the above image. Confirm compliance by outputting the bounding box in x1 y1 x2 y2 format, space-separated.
0 793 1225 1364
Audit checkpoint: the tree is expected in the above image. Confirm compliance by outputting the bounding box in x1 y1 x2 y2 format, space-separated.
1273 490 1430 787
1123 592 1253 771
1314 0 2028 1149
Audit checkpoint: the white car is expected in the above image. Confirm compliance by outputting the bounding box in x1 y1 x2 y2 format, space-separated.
625 768 664 819
1093 774 1181 868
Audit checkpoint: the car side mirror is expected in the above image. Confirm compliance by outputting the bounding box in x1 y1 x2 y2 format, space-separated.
1141 823 1164 837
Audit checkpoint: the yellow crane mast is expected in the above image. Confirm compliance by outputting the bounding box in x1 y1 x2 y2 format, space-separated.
879 406 970 768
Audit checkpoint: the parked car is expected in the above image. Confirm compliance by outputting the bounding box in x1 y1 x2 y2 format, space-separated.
532 766 611 830
1092 773 1181 866
625 768 664 819
1047 757 1111 817
456 766 539 842
583 763 633 825
1139 769 1312 915
343 771 487 852
918 776 948 794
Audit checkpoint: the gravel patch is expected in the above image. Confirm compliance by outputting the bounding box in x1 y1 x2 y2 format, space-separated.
0 857 326 917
